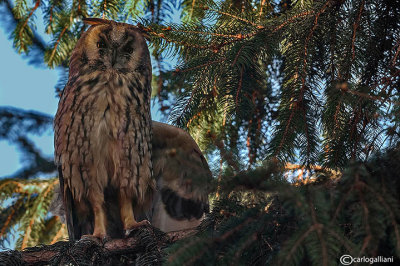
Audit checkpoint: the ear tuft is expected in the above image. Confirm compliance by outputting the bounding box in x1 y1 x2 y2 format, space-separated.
83 18 111 26
135 23 152 41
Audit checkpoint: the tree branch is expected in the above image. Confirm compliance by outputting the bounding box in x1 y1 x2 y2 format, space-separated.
0 227 197 265
2 0 47 52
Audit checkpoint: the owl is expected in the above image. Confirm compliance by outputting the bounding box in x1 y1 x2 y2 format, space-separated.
54 18 155 241
150 121 211 232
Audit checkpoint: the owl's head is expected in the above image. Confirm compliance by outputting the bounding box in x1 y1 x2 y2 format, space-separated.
69 18 151 79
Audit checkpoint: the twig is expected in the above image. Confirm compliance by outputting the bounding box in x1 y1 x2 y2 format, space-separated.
18 0 41 51
48 26 69 64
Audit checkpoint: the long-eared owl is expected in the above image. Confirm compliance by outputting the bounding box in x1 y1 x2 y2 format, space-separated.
54 18 155 240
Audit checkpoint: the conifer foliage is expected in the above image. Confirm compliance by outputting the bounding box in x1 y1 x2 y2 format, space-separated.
0 0 399 265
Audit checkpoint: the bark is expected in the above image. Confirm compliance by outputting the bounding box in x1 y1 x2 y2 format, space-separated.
0 227 197 266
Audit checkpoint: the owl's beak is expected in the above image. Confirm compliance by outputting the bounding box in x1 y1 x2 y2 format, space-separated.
111 48 118 67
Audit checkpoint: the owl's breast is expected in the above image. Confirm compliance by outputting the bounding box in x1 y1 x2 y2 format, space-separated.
93 89 126 139
89 84 131 180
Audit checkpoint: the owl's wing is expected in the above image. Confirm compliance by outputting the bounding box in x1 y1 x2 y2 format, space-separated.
57 166 93 240
57 167 74 239
150 121 212 232
57 166 79 240
54 82 95 240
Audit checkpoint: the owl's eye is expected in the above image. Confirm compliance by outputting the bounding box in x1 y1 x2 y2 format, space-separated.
123 42 134 54
124 46 133 54
96 40 106 49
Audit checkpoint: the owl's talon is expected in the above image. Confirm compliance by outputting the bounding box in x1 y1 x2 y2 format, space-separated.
102 235 112 244
80 234 110 245
124 220 151 237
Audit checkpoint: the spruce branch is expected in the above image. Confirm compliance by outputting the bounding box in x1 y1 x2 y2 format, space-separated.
17 0 41 52
364 184 400 253
309 200 328 266
351 0 365 60
235 65 243 107
47 25 68 65
174 58 226 74
336 79 400 105
2 0 47 53
392 37 400 67
20 179 58 250
203 6 264 28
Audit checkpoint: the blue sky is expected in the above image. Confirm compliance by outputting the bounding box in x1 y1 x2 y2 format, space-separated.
0 16 165 178
0 21 59 177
